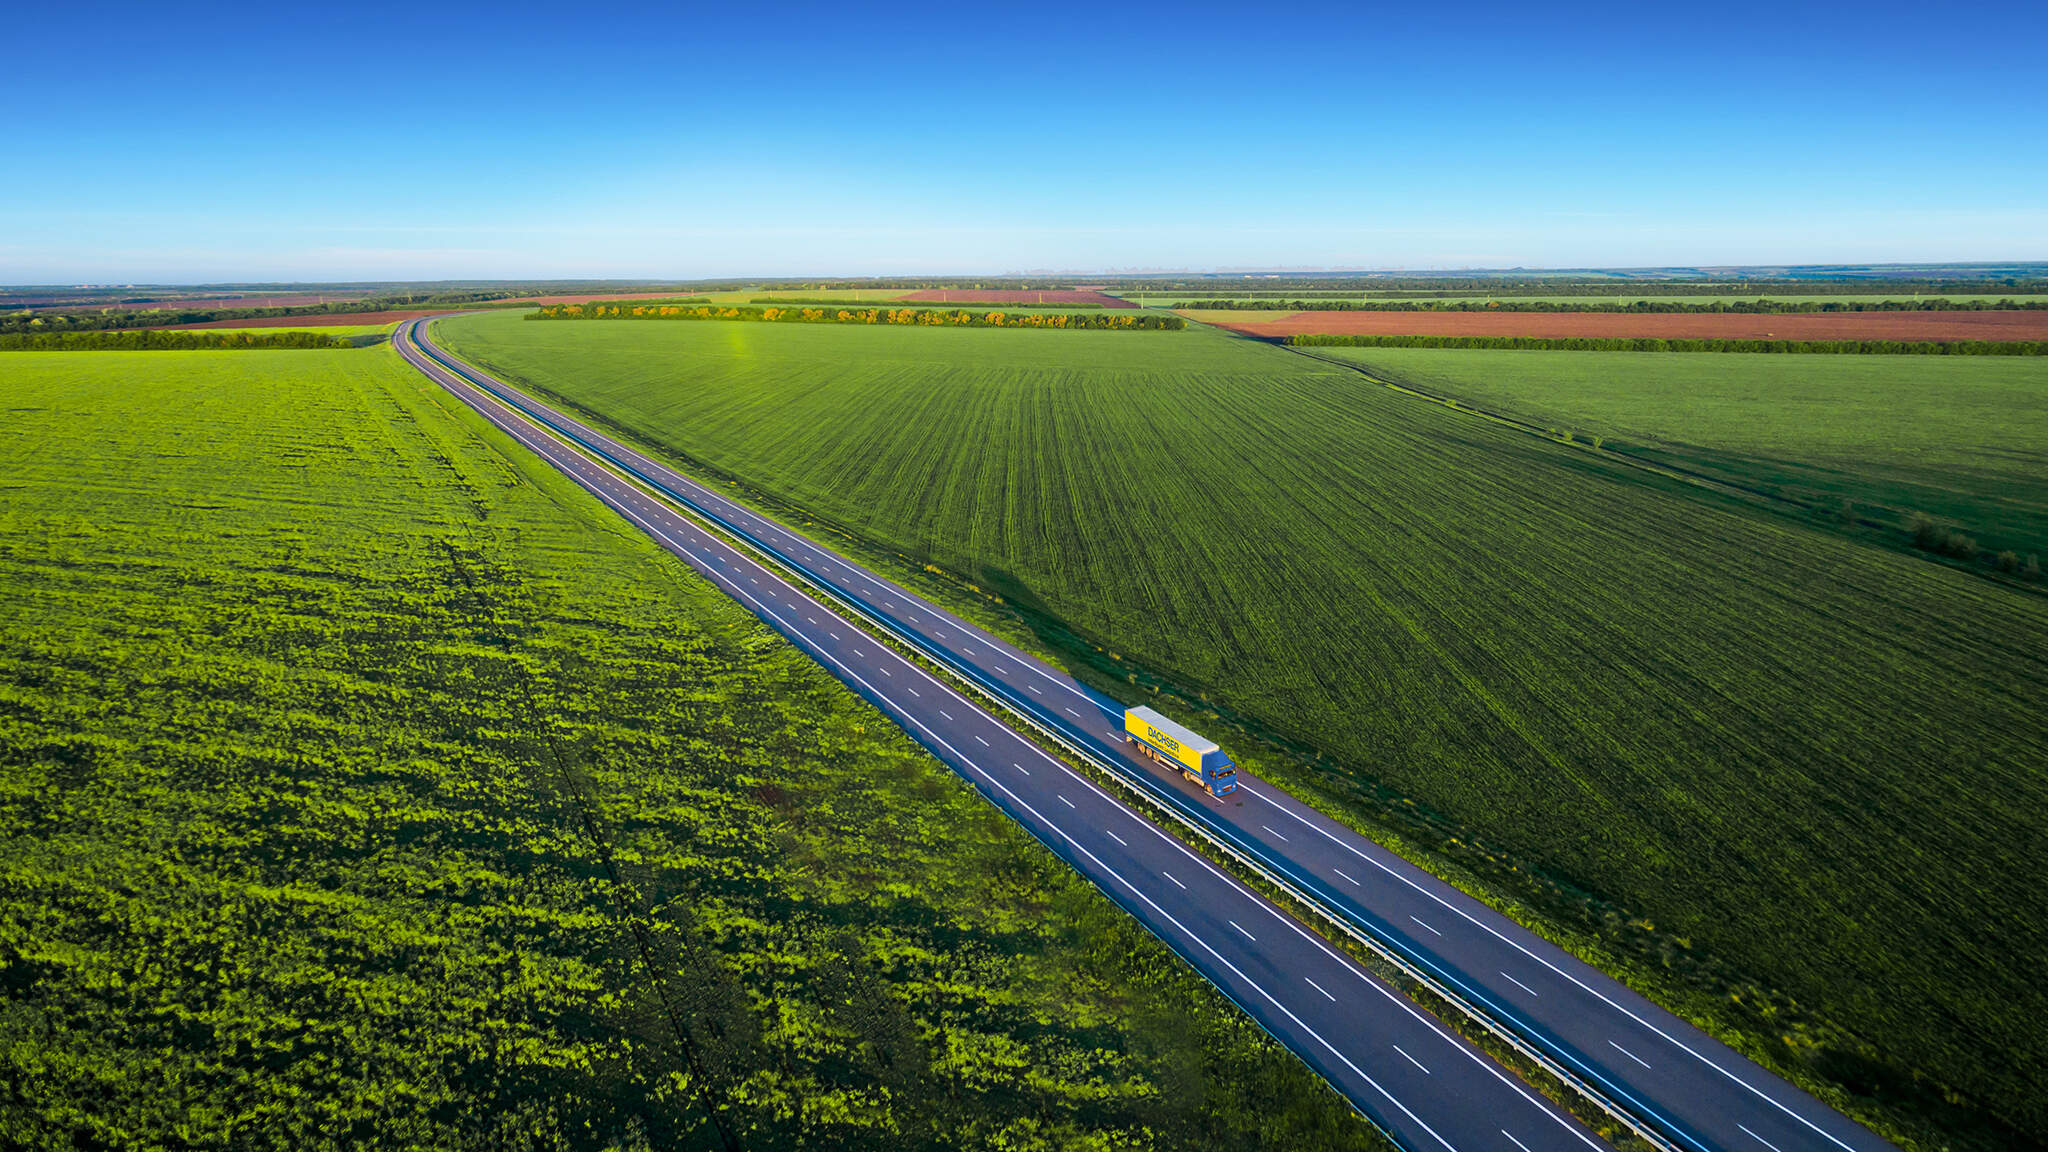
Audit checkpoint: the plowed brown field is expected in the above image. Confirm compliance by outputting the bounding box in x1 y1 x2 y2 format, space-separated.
902 289 1137 308
1204 310 2048 342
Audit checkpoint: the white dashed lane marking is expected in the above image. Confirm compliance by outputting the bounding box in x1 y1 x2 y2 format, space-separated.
1610 1041 1651 1070
1393 1045 1430 1075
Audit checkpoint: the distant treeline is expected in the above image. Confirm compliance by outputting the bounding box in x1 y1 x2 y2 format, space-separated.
0 330 355 351
1186 298 2048 313
5 298 448 336
0 288 647 336
0 330 356 351
1121 276 2048 296
1286 333 2048 355
749 296 1106 309
530 303 1182 330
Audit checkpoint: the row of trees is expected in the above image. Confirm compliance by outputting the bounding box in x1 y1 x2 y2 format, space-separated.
530 303 1183 329
0 330 353 350
1906 512 2042 580
0 288 594 336
1124 275 2048 296
1286 333 2048 355
1186 298 2048 313
750 296 1106 308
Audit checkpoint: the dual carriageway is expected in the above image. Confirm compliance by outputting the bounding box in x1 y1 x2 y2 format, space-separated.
395 318 1892 1152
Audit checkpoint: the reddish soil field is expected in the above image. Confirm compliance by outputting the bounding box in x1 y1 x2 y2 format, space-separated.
161 310 443 329
900 289 1138 309
1204 310 2048 342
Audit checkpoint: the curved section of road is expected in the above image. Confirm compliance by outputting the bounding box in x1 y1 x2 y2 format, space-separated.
399 319 1894 1152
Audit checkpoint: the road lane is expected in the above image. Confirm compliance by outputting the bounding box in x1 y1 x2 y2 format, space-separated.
396 319 1605 1152
402 318 1895 1152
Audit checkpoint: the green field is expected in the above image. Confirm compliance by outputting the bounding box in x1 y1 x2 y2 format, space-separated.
1305 347 2048 560
0 346 1383 1151
437 310 2048 1149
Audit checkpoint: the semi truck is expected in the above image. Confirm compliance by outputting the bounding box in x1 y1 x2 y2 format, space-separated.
1124 706 1238 797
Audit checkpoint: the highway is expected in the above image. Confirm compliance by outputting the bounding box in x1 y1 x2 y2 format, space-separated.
397 318 1894 1152
395 318 1602 1151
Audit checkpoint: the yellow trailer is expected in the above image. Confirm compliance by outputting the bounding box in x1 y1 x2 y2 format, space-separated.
1125 706 1238 796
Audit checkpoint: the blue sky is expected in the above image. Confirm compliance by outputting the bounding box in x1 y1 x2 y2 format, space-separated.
4 0 2043 281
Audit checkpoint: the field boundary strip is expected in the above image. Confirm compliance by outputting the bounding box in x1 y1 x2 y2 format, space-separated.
1283 343 2048 598
405 318 1692 1152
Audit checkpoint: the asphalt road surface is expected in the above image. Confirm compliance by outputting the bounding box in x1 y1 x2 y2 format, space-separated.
398 318 1894 1152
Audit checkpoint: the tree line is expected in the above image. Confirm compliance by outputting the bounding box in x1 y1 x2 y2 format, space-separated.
0 289 663 336
1286 333 2048 355
1186 298 2048 313
0 330 354 350
1117 275 2048 296
529 304 1183 330
749 296 1106 308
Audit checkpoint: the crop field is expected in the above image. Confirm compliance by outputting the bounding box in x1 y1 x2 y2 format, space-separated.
1304 347 2048 560
901 289 1135 308
1199 309 2048 342
0 347 1383 1151
146 322 397 337
1126 292 2048 307
436 310 2048 1149
720 287 912 303
490 290 717 306
0 291 374 312
161 309 444 329
1177 308 1297 323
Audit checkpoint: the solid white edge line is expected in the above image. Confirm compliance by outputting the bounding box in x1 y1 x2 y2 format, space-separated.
1238 783 1858 1152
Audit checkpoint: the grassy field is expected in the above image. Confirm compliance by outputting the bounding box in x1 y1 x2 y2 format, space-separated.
0 346 1385 1151
1305 347 2048 560
437 310 2048 1150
